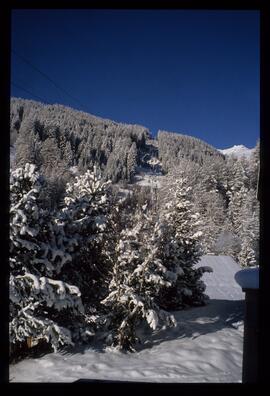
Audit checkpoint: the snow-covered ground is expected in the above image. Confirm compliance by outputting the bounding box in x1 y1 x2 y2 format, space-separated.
134 173 163 188
133 165 164 188
197 255 244 300
10 255 245 383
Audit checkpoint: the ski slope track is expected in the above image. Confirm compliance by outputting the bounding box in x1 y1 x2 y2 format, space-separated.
10 255 245 383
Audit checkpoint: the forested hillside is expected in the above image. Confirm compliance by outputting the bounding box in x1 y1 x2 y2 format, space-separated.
11 98 227 180
10 97 149 182
158 130 225 172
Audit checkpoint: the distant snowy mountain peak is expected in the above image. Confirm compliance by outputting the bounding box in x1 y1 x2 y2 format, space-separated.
218 144 254 159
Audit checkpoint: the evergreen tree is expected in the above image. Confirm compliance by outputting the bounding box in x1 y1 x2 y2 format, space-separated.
127 141 138 182
158 175 212 310
10 164 86 357
237 189 259 267
238 235 257 267
101 209 176 352
249 139 260 191
14 127 42 169
59 167 111 311
225 154 260 265
213 225 242 258
190 159 227 254
198 190 227 254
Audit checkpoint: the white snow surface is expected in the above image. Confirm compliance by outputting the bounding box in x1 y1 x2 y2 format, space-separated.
197 255 244 300
218 144 254 159
133 166 164 188
134 173 163 188
10 255 245 383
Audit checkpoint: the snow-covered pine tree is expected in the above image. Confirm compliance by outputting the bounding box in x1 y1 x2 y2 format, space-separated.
196 190 226 254
212 221 242 258
238 236 257 267
249 139 260 191
227 159 259 266
127 141 138 182
236 139 260 267
227 156 250 193
225 158 249 262
159 158 228 256
189 160 227 254
237 189 259 267
59 167 112 312
228 186 249 237
10 163 86 357
14 121 42 168
100 209 176 352
158 174 212 310
227 156 251 230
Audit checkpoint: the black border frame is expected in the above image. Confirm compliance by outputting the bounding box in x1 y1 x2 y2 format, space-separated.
1 1 269 392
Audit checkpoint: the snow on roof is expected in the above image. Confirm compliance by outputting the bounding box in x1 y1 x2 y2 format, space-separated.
234 267 259 290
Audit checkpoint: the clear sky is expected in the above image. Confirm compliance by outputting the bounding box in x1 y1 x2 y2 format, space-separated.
11 9 260 149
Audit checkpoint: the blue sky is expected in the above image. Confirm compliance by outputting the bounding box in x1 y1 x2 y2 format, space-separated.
11 9 259 149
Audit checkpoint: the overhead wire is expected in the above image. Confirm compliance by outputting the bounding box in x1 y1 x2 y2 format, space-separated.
11 49 86 110
11 81 48 103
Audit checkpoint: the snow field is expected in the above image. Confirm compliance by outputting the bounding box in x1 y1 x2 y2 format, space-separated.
10 255 245 383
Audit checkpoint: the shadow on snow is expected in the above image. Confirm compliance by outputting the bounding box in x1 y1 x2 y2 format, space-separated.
59 298 244 356
136 299 244 351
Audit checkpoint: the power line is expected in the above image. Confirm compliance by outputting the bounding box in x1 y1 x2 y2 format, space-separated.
12 49 86 110
11 81 48 103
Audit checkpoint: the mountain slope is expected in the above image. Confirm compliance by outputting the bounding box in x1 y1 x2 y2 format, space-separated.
10 97 150 183
158 130 225 172
11 97 254 188
11 97 228 183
